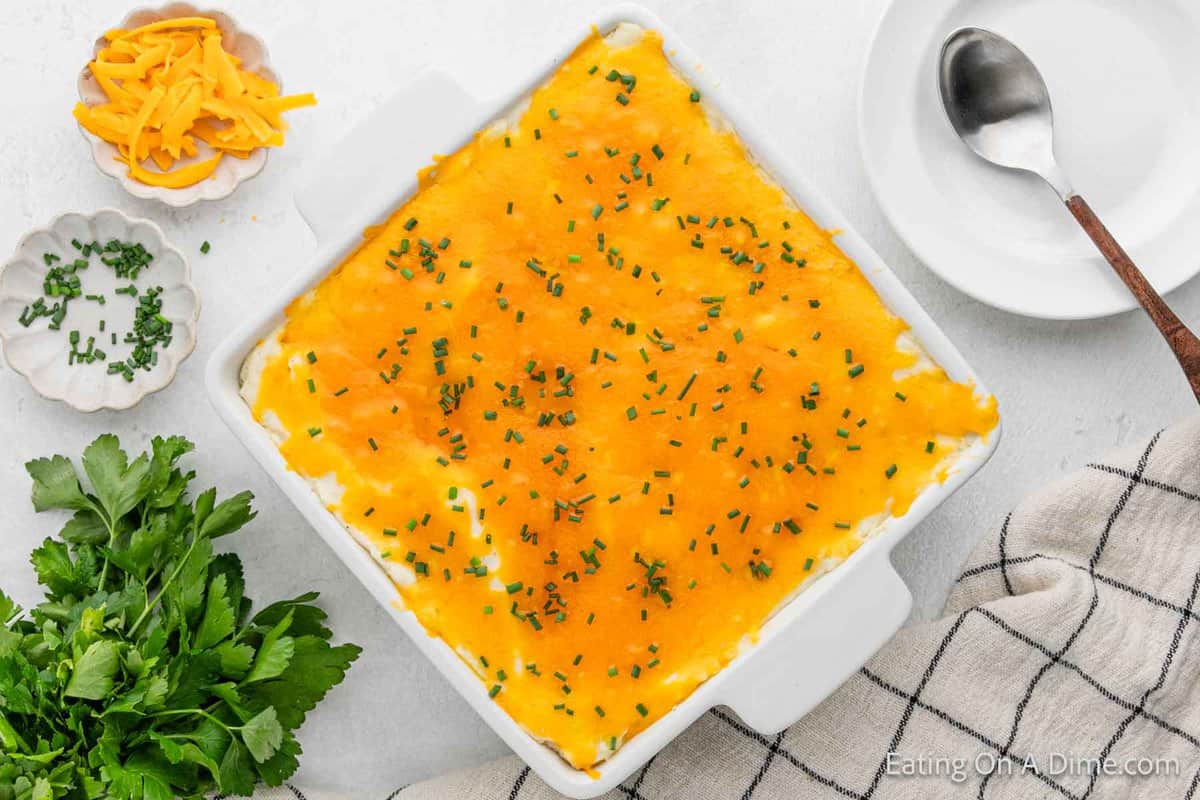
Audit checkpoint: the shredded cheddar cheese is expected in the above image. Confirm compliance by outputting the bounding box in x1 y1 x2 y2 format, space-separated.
244 25 998 769
74 16 315 188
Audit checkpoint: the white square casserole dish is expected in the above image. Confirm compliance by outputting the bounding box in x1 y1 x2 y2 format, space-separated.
206 5 1001 796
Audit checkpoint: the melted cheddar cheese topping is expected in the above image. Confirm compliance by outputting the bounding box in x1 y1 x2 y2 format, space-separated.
246 26 998 769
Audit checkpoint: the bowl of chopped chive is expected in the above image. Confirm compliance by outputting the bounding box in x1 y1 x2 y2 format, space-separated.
0 208 199 411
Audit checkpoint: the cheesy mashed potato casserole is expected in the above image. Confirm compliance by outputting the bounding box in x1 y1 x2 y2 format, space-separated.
242 24 997 769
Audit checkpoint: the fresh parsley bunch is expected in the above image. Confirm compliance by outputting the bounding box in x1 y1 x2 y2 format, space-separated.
0 435 361 799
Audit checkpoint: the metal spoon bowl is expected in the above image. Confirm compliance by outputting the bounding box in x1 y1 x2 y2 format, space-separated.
939 28 1071 198
937 26 1200 403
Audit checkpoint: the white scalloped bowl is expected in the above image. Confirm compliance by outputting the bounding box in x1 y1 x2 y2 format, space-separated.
0 209 200 412
76 4 280 207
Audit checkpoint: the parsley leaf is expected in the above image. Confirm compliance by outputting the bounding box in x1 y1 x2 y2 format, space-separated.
29 538 84 597
0 589 14 624
244 637 363 730
240 706 284 763
82 433 151 522
59 508 109 545
2 434 362 797
201 491 256 539
218 738 256 796
64 640 121 700
194 572 237 650
256 731 302 787
26 454 92 512
246 610 296 684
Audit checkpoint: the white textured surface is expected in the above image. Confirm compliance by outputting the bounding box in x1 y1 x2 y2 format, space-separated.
0 0 1196 793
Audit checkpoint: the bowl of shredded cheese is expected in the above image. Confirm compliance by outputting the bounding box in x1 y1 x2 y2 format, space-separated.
74 5 316 206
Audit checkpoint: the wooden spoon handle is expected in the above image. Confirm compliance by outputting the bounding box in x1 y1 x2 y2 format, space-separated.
1065 194 1200 404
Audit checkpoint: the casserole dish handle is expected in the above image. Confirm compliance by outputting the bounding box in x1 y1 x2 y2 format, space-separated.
293 70 481 245
720 551 911 733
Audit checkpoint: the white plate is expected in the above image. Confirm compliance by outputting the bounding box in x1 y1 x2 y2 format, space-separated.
860 0 1200 319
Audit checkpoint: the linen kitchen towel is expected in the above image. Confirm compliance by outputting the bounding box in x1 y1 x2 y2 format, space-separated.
281 414 1200 799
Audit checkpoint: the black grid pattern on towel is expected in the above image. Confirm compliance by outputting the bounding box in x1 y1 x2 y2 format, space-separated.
384 425 1200 800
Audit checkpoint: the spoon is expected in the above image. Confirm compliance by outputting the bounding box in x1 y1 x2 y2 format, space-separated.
938 26 1200 403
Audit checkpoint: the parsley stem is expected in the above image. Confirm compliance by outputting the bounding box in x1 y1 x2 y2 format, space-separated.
147 707 235 734
128 528 203 636
94 503 118 591
0 710 30 753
